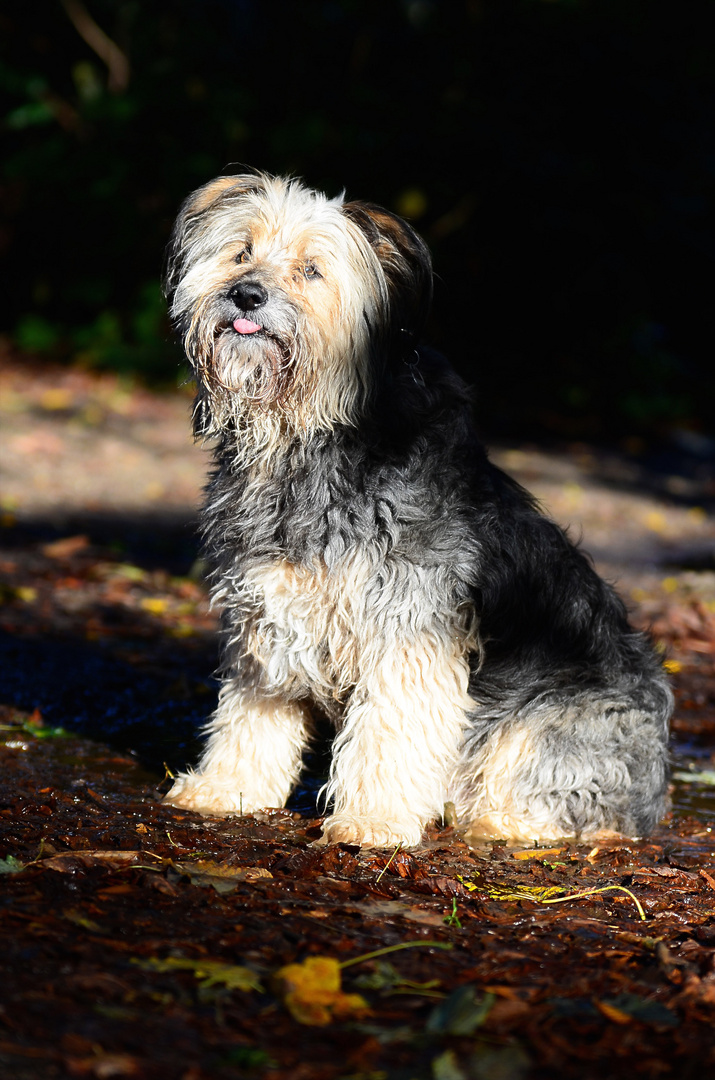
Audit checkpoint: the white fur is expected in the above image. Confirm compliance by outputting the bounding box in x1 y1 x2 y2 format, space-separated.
167 548 476 846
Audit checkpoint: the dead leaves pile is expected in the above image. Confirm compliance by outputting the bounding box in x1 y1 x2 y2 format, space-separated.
0 534 216 655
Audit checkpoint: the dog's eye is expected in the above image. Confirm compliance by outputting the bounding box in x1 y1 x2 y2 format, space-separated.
303 262 321 280
235 248 251 264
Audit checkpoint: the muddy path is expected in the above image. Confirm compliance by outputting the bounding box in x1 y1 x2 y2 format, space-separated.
1 352 714 1079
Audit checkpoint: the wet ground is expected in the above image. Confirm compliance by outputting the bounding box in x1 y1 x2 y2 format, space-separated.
1 351 714 1078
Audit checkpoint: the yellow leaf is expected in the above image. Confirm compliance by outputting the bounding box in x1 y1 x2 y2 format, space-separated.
663 659 682 673
40 388 72 411
272 957 370 1026
644 511 666 534
63 908 103 932
140 597 169 614
512 847 565 861
456 876 646 920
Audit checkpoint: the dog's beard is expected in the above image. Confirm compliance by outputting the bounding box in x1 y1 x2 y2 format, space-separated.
210 327 295 405
185 293 307 425
180 272 377 447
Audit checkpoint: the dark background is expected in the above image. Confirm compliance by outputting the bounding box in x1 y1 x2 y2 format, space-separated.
2 0 714 444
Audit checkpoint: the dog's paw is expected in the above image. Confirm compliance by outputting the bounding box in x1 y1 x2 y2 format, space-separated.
461 810 566 844
164 772 264 817
321 814 424 849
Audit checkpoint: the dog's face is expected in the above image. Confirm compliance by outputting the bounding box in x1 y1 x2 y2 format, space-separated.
165 173 432 437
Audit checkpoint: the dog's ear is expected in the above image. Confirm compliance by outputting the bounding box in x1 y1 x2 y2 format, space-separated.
178 173 269 219
341 202 433 339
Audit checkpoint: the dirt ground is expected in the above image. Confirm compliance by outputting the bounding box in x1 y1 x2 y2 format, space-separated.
1 349 715 1080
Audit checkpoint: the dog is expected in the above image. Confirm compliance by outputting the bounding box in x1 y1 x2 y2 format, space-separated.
163 171 672 848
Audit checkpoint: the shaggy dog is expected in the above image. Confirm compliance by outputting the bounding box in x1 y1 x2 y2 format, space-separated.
163 172 671 848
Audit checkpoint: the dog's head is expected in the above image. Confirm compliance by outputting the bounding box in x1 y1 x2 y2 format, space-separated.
164 172 432 438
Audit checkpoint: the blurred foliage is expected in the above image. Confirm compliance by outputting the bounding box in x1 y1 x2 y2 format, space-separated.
1 0 715 438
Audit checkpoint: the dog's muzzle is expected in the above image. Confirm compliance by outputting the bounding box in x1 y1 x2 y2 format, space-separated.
227 279 269 336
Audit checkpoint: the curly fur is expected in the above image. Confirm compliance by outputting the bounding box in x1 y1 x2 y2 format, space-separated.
164 171 672 847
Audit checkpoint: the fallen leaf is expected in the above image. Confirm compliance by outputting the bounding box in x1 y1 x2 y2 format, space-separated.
63 1052 140 1077
672 769 715 786
594 1000 633 1024
136 956 262 993
431 1049 466 1080
596 993 678 1027
42 850 151 872
272 956 370 1026
352 960 442 996
63 908 104 932
175 859 272 894
512 847 566 861
140 597 169 615
698 868 715 892
426 986 495 1035
0 855 26 875
457 875 647 920
405 908 452 928
42 535 90 559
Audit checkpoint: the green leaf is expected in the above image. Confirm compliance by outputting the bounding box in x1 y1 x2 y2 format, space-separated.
352 960 441 996
222 1048 275 1069
6 101 54 129
432 1049 467 1080
135 956 263 993
426 987 495 1036
673 770 715 786
14 314 61 353
0 855 26 875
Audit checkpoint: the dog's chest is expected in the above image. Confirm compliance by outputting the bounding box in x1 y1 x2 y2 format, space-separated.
239 556 368 702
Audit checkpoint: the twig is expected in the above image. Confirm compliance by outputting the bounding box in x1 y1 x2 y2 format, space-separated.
375 842 402 883
340 940 452 969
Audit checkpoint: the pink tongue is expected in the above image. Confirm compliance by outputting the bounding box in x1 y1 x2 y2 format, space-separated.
233 318 262 334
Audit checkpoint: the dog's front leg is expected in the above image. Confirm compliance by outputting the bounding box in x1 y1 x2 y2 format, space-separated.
322 640 472 848
165 679 309 816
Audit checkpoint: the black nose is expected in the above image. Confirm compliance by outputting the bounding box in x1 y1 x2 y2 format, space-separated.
228 279 268 311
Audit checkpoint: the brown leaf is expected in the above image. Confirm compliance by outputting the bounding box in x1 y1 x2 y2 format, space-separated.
698 868 715 891
42 850 150 872
174 859 272 893
595 1000 633 1024
42 535 91 559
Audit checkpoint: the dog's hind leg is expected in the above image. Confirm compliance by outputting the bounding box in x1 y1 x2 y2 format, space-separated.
165 679 310 816
322 637 473 848
453 688 671 843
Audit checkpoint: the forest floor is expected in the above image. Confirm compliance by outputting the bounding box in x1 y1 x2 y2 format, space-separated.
1 348 714 1080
